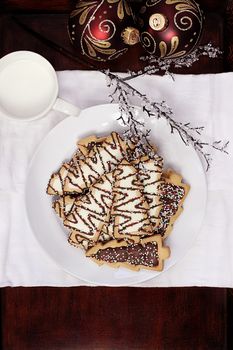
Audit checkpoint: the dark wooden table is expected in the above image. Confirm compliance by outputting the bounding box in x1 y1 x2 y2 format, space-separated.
0 1 232 349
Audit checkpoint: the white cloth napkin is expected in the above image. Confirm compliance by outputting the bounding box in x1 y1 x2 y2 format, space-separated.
0 70 233 287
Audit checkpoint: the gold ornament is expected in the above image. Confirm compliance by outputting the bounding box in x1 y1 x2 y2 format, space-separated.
121 27 140 46
149 13 168 31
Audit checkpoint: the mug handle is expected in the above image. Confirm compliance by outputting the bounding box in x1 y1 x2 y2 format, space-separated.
53 97 81 117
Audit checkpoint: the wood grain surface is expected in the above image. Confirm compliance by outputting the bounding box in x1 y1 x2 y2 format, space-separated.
1 287 228 350
0 0 228 13
0 1 231 349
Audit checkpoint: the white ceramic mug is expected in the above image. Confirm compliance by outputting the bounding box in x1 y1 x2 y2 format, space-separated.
0 51 80 121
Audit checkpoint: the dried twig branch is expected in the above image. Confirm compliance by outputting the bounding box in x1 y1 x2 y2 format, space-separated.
105 44 228 170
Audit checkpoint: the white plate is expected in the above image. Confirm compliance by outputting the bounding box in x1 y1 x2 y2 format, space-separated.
25 103 207 286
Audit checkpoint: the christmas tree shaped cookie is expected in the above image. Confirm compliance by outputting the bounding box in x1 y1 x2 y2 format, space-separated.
64 172 114 241
86 234 170 271
155 170 190 238
46 162 70 196
64 132 128 194
52 195 76 219
112 159 153 241
47 135 105 195
136 156 163 228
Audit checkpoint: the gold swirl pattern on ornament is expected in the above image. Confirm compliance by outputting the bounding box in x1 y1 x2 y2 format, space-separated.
70 1 98 25
107 0 131 19
109 48 128 60
174 12 193 31
159 36 183 58
159 41 167 58
165 50 186 58
165 0 202 33
83 19 116 60
170 36 179 55
145 0 163 7
77 0 131 61
141 32 156 54
84 35 116 59
174 9 202 32
96 19 117 41
165 0 199 13
78 0 110 60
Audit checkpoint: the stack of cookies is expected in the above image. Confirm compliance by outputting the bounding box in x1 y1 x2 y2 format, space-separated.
47 132 189 272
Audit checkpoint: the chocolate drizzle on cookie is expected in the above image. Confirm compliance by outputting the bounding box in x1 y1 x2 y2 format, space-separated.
46 131 189 271
52 195 76 219
64 132 129 194
136 156 163 227
46 163 70 195
64 173 114 241
112 160 153 238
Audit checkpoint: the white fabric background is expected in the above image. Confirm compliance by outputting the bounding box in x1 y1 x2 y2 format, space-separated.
0 70 232 287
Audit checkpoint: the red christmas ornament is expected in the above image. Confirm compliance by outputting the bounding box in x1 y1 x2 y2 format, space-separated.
68 0 139 62
138 0 203 58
